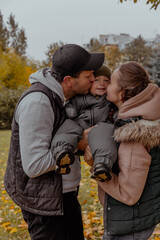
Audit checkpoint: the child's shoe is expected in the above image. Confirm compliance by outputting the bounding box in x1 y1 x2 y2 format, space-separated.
91 163 111 182
55 150 75 174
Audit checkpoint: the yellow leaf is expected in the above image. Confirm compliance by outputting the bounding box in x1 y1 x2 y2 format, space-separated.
84 227 93 237
155 237 160 240
10 205 15 209
10 228 18 234
82 200 87 204
2 222 10 227
18 221 28 229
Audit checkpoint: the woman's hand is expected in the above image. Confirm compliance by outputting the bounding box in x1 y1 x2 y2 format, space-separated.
84 145 94 166
77 126 97 151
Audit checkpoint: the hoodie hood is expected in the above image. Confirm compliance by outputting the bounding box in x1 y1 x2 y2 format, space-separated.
29 68 65 103
118 83 160 121
115 83 160 148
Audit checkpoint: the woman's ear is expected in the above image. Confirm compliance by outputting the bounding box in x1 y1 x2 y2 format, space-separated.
119 89 125 102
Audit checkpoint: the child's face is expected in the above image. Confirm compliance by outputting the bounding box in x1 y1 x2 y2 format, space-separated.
90 75 110 96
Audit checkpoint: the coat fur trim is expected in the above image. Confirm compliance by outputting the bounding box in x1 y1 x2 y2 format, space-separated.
114 119 160 148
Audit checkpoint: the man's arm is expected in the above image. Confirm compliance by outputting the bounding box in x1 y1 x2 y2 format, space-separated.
98 142 151 205
15 92 56 178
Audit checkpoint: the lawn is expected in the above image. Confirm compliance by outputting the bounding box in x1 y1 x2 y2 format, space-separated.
0 130 160 240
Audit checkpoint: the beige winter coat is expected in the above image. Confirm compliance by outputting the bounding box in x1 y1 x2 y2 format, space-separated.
97 83 160 206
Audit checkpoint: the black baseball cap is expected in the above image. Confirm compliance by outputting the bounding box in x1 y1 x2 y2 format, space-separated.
51 44 104 76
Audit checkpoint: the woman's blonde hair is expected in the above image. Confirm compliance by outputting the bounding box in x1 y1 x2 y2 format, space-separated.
117 61 152 101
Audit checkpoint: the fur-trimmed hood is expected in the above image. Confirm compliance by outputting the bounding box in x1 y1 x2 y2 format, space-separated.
114 119 160 148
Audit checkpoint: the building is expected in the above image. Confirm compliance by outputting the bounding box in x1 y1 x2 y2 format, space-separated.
99 33 134 50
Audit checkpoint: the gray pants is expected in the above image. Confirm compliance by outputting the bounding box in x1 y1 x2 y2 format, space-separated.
103 225 155 240
51 119 117 170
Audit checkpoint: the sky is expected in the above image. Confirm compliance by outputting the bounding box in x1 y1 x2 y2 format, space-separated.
1 0 160 61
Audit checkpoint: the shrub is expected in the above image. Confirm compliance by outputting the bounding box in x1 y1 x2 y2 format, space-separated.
0 86 27 129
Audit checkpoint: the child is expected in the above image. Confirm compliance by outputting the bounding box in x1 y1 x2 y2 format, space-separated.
51 64 117 181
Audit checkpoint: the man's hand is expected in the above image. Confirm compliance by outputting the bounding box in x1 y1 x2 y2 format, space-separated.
84 145 94 167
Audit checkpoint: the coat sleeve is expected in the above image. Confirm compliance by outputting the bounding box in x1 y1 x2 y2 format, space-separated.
65 98 78 119
15 92 56 178
98 142 151 205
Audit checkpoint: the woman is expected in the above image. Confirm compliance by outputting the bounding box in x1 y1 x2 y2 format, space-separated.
85 61 160 240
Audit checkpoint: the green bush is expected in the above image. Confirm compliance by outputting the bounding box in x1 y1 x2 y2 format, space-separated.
0 87 27 129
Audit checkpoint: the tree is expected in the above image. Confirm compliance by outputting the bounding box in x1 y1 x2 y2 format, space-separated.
0 48 32 89
84 38 101 52
0 11 9 51
41 41 64 67
146 0 160 9
119 0 160 10
122 35 152 66
0 11 27 56
147 47 160 86
7 13 27 57
0 86 27 129
103 46 123 71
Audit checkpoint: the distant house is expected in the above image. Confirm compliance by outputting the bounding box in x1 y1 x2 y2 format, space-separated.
99 33 134 50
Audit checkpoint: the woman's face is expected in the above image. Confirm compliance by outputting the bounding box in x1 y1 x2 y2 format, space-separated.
106 69 124 108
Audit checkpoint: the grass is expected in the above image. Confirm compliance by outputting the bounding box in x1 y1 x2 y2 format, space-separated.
0 130 160 240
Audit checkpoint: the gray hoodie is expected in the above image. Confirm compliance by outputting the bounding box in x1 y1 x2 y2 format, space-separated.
15 68 81 193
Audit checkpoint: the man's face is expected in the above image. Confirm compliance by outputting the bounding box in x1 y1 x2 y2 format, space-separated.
71 71 95 95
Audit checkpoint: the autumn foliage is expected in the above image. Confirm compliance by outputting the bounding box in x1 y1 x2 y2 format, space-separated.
0 11 38 129
0 49 32 89
0 47 36 129
119 0 160 10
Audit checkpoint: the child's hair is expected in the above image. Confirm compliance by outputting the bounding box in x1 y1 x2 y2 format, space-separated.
117 61 152 101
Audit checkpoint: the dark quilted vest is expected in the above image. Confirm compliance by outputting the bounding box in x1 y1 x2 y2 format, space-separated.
4 82 66 216
105 146 160 236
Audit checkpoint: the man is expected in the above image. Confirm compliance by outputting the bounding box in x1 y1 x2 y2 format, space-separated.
4 44 104 240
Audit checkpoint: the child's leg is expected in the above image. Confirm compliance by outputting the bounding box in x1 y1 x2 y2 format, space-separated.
51 119 83 174
88 122 117 182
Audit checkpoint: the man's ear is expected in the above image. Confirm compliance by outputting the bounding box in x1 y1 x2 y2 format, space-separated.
63 76 72 87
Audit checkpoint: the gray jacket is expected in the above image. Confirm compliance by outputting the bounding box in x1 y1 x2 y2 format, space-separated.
14 68 81 193
65 93 111 129
4 81 65 216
